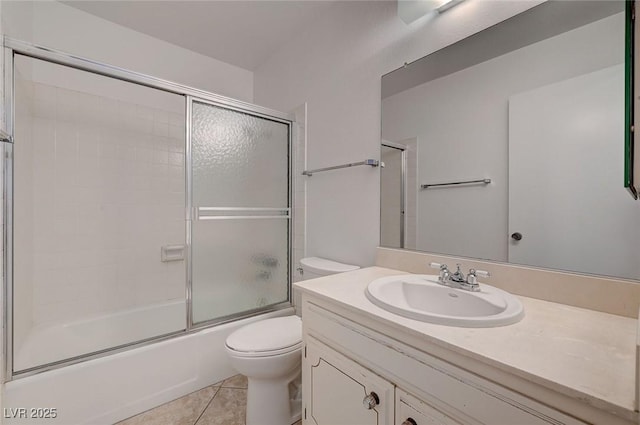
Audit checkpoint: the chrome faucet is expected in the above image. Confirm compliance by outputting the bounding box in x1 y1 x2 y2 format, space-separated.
428 262 490 292
450 264 466 283
435 263 450 283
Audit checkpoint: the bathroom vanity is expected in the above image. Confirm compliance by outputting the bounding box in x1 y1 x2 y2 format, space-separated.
294 267 638 425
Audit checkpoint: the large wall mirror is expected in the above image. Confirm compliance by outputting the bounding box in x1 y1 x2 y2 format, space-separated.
381 0 640 281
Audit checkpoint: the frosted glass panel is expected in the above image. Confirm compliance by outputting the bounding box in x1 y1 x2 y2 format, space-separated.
191 100 290 324
192 101 289 207
192 219 289 323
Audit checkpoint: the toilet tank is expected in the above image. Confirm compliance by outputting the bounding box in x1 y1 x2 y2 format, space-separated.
294 257 360 317
299 257 360 280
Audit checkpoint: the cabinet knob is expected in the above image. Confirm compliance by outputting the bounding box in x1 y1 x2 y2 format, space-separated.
362 392 379 409
402 419 417 425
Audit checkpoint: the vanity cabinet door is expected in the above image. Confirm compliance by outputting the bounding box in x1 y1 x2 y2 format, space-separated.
303 336 394 425
304 300 591 425
396 389 463 425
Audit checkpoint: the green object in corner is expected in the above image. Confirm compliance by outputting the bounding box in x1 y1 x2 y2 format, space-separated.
624 0 638 199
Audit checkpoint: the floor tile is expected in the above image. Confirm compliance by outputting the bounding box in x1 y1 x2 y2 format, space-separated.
221 374 248 389
116 386 218 425
195 388 246 425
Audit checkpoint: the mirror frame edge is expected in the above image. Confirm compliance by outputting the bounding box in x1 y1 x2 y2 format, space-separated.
625 0 638 199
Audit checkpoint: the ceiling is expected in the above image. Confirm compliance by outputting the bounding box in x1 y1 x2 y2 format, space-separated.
62 0 338 71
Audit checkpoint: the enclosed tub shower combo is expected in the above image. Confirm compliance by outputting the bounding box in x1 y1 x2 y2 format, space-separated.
1 38 296 423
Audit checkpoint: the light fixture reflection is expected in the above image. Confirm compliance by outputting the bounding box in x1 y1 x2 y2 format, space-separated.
437 0 465 13
397 0 466 24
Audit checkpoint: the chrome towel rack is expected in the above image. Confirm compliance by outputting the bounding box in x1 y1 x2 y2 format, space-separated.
421 178 491 189
302 159 382 177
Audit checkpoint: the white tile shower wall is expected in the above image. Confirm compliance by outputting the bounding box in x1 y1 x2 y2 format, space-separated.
22 82 185 327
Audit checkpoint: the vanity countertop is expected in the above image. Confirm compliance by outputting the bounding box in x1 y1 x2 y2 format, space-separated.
294 266 638 423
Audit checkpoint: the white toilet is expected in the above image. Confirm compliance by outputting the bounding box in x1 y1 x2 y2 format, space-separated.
299 256 361 279
225 256 359 425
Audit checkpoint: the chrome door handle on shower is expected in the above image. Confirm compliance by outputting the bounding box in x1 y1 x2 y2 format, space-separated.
195 207 290 220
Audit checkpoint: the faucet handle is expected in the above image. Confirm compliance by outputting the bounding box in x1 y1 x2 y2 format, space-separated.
430 262 450 284
467 269 490 285
429 262 448 271
474 269 491 278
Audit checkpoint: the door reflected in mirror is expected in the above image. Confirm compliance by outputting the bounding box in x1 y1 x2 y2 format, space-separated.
380 144 405 249
380 0 640 280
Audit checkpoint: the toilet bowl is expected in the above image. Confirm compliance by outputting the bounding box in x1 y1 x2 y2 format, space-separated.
225 316 302 425
224 257 359 425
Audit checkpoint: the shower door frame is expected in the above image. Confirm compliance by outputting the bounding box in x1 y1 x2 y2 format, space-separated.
186 96 294 330
2 37 295 381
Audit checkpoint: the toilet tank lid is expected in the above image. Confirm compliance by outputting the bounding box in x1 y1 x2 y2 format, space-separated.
300 257 360 274
226 316 302 353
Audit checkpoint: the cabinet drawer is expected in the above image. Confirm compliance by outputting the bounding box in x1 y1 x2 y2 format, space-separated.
396 388 462 425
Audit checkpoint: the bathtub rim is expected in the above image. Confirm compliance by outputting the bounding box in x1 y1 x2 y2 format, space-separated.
4 306 296 425
9 300 292 381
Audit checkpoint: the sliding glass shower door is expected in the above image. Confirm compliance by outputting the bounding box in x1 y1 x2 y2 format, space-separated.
6 42 293 378
190 100 291 325
11 54 187 373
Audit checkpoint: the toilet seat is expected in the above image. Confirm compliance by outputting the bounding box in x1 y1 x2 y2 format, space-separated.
225 316 302 358
226 341 303 358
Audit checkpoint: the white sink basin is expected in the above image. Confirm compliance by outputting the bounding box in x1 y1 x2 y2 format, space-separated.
365 274 524 327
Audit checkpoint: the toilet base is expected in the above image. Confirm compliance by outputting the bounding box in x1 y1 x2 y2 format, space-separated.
246 368 301 425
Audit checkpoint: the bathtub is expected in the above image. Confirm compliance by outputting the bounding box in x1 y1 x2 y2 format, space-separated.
14 300 187 372
4 305 294 424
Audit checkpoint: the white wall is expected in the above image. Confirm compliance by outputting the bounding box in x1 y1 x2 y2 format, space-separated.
382 13 623 261
292 104 308 282
254 0 543 267
2 0 254 102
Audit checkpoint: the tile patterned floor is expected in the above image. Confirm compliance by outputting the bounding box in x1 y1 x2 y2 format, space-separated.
116 375 302 425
